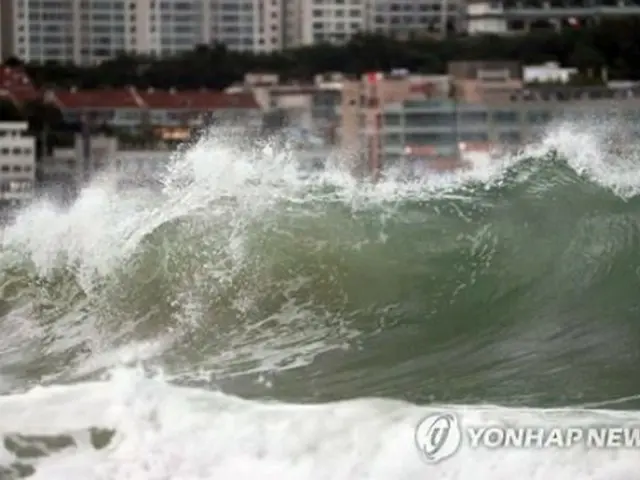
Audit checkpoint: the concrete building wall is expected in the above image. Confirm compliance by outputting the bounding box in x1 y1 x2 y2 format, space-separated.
0 121 35 206
465 0 640 35
298 0 368 45
448 61 523 103
370 0 461 38
379 87 640 171
0 0 9 60
339 71 453 172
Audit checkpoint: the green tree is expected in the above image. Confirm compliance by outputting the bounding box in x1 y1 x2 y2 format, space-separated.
7 19 640 90
0 98 22 121
23 99 64 131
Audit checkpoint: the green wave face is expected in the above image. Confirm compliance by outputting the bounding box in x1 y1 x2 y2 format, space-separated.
2 123 640 409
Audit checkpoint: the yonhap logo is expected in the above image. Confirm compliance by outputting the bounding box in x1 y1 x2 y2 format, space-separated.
415 412 462 463
415 411 640 463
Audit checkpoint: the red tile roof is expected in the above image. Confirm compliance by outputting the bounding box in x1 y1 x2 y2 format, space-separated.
46 88 259 111
137 90 259 110
50 88 142 109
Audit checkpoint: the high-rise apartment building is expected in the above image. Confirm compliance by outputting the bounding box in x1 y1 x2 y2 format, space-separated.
465 0 640 35
0 0 465 64
147 0 206 57
0 0 133 64
370 0 460 38
0 0 287 63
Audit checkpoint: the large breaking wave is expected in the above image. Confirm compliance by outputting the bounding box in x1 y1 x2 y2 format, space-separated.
1 119 640 479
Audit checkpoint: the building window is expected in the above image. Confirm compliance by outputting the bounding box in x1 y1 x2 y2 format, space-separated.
499 131 521 143
492 110 519 123
527 111 552 124
383 114 402 126
459 111 487 124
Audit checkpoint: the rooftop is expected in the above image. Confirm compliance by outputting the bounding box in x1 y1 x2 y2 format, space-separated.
138 89 259 109
47 88 259 110
50 88 142 109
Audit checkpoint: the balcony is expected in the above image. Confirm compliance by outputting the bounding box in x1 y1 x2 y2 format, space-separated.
510 85 640 102
470 1 640 18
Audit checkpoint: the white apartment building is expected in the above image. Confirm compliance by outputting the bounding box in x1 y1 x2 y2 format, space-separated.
0 0 287 63
0 0 465 64
210 0 284 52
299 0 367 45
0 122 35 207
370 0 459 38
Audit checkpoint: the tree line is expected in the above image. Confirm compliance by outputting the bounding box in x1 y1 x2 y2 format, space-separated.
3 18 640 91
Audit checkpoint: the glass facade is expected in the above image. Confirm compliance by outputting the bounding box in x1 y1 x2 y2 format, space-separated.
379 98 634 160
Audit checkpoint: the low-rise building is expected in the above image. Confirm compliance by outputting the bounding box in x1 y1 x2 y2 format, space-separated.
340 69 453 173
5 62 639 182
379 83 640 172
39 133 118 201
43 87 262 134
226 72 346 147
40 133 175 199
0 121 35 212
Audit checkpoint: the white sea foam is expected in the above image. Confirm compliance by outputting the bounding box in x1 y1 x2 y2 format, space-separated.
0 368 638 480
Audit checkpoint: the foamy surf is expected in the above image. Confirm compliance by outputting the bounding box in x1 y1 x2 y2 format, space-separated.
0 368 638 480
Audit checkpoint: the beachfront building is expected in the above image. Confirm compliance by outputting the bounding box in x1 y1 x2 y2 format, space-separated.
378 83 640 172
42 87 262 134
0 121 35 209
297 0 368 45
369 0 462 39
344 61 640 173
380 99 525 169
340 61 524 172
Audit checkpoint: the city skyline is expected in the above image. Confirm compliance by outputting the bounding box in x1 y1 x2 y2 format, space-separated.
0 0 462 65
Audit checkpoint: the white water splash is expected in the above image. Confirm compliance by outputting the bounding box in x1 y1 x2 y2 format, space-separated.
0 368 638 480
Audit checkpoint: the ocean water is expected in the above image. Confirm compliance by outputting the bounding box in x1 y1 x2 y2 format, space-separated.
1 120 640 479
